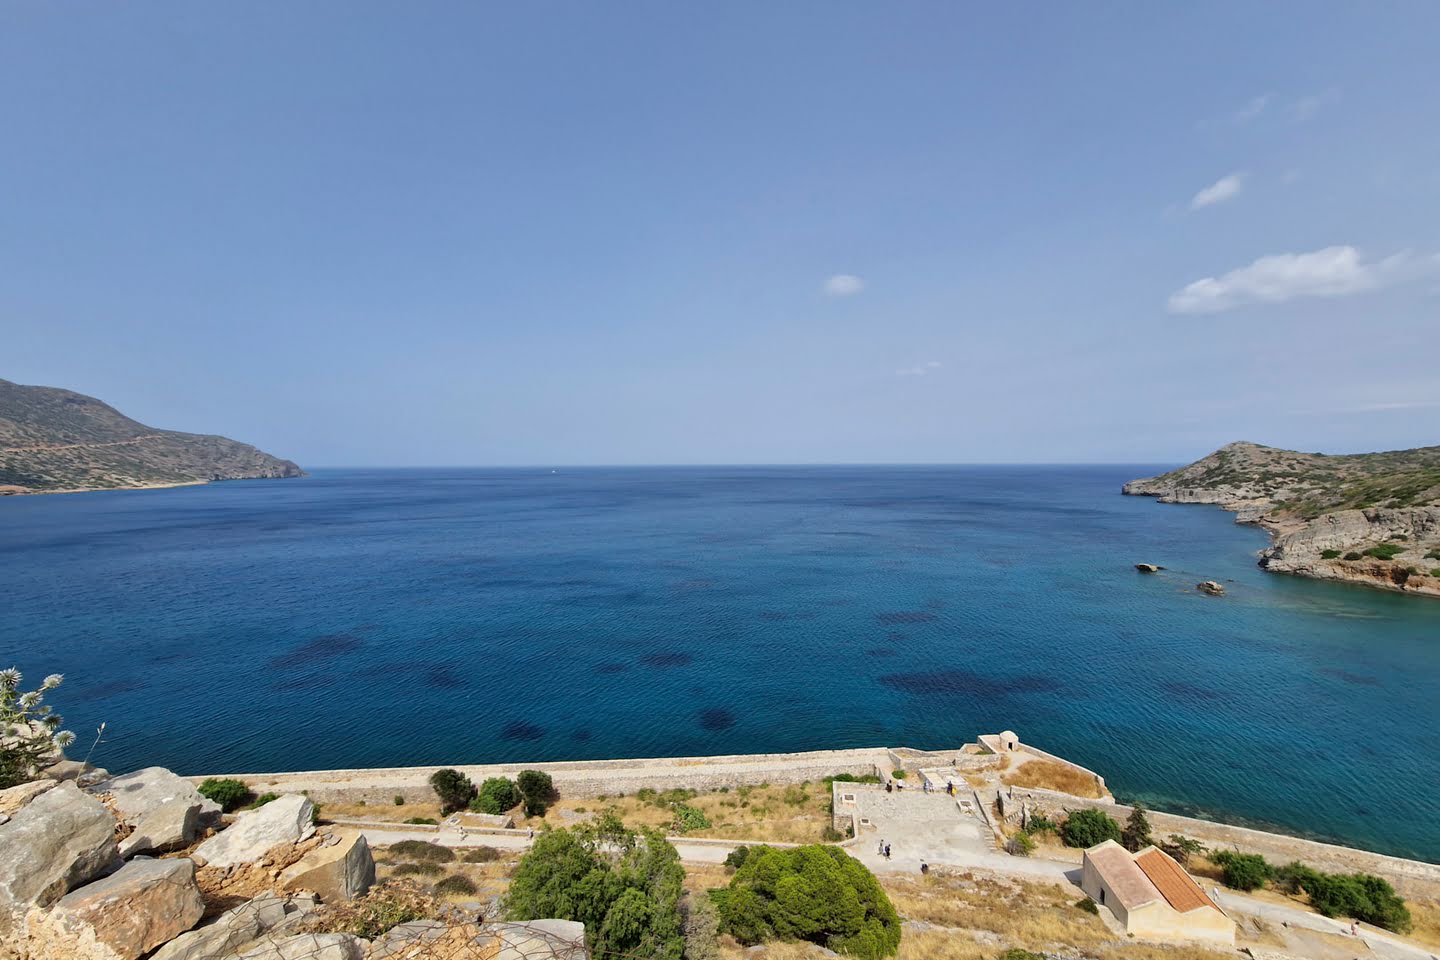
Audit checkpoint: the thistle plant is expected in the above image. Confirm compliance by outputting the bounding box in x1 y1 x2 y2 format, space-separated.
1 668 74 789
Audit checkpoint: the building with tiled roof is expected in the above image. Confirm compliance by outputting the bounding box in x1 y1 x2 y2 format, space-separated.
1080 840 1235 945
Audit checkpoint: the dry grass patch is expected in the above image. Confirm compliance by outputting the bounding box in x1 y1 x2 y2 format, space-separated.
322 799 443 823
881 872 1110 951
532 781 838 843
1000 759 1103 799
1402 894 1440 949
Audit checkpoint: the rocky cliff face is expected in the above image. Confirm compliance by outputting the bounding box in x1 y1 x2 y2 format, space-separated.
0 379 303 495
1126 442 1440 598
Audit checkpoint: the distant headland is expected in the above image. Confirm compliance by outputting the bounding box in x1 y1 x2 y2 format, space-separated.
0 379 302 495
1125 441 1440 598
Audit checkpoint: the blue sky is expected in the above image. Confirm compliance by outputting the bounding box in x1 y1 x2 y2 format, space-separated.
3 3 1437 465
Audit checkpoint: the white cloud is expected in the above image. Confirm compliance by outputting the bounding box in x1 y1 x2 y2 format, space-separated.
1167 246 1424 314
1190 173 1245 210
1292 90 1338 122
896 361 942 377
1232 94 1271 122
823 274 864 297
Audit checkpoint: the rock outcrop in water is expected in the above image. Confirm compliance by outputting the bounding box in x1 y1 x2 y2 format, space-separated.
1125 441 1440 598
0 379 302 495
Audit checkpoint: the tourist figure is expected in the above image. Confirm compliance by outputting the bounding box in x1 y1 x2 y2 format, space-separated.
885 780 893 793
877 839 885 855
920 860 929 875
884 843 891 860
528 827 535 840
1350 921 1358 936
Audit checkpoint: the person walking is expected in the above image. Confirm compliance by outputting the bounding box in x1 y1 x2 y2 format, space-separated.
920 860 929 875
884 843 891 860
877 838 885 855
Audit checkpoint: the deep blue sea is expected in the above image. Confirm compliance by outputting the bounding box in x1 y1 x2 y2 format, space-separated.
3 467 1438 861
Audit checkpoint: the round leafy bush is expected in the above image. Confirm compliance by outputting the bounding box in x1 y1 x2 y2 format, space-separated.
393 794 405 806
998 951 1044 960
403 817 438 825
516 769 558 817
434 874 478 897
391 861 444 877
248 792 280 809
462 846 501 863
428 769 475 815
1320 549 1341 560
715 844 901 958
1344 552 1363 561
671 803 712 834
1075 898 1098 915
1060 809 1121 848
1210 850 1272 891
724 845 751 870
473 777 521 815
197 778 251 812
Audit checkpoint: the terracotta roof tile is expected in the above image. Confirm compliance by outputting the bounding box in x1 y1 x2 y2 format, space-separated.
1135 848 1218 914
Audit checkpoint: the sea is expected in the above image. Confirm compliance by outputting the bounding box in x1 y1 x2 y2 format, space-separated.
2 466 1437 862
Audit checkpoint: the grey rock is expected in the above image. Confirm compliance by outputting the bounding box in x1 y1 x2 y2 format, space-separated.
45 761 110 787
280 830 374 902
150 894 318 960
0 781 118 936
482 920 587 960
90 767 221 827
0 779 57 816
367 920 447 959
119 797 201 858
192 795 314 869
235 932 367 960
29 857 204 960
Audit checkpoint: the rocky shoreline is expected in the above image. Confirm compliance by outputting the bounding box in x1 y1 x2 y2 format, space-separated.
1125 443 1440 599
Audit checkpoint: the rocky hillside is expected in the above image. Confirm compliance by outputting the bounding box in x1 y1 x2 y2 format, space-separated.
1125 442 1440 598
0 379 302 495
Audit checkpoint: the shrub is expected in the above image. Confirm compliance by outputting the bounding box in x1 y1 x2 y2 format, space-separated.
248 792 280 809
0 669 74 790
1320 549 1342 559
1023 814 1056 836
724 845 751 870
1309 872 1411 932
388 840 455 862
998 951 1044 960
1210 850 1272 891
683 890 721 960
1362 544 1404 561
1005 833 1034 857
715 844 901 958
1060 809 1121 848
462 846 501 863
1431 568 1440 577
434 874 478 897
890 770 906 779
473 777 521 815
505 815 685 960
1272 861 1322 895
299 880 439 939
1075 898 1098 915
393 794 405 806
197 778 251 813
516 769 558 817
672 803 712 834
821 824 847 842
428 769 475 815
826 773 882 785
391 861 444 877
1121 804 1153 852
403 817 438 825
1344 552 1363 561
1426 548 1440 561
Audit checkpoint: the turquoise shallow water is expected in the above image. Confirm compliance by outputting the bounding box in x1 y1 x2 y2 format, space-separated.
2 466 1437 861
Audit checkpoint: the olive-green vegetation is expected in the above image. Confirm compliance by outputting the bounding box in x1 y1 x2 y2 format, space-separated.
387 840 455 862
1320 549 1342 560
505 811 685 960
713 844 901 959
0 669 74 790
1120 805 1152 852
428 768 474 815
1209 850 1272 891
1272 862 1411 932
1060 809 1121 848
197 777 251 812
1362 544 1405 560
473 776 521 815
516 769 558 817
0 378 301 493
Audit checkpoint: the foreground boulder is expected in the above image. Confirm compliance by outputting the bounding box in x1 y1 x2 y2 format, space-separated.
25 857 204 960
368 920 447 960
0 781 57 818
236 932 366 960
91 768 220 827
482 920 587 960
118 798 200 858
0 782 118 938
151 894 318 960
280 830 374 903
192 795 314 869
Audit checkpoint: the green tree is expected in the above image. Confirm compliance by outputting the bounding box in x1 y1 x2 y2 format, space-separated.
714 844 901 959
1060 809 1121 848
1305 871 1411 933
1210 851 1272 891
1 669 74 790
516 769 558 817
505 815 685 960
1121 804 1153 852
428 769 475 815
473 777 521 815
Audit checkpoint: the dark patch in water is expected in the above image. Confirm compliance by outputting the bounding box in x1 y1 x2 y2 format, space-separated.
874 612 938 625
1322 668 1381 686
67 678 149 702
1160 680 1224 703
886 632 908 642
866 648 897 658
698 708 737 731
501 720 545 742
758 611 788 621
571 729 593 742
878 669 1062 697
594 662 629 675
640 652 694 668
425 667 467 689
269 633 362 669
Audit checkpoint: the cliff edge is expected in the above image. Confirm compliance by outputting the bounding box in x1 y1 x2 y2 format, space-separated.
0 378 303 495
1125 441 1440 598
